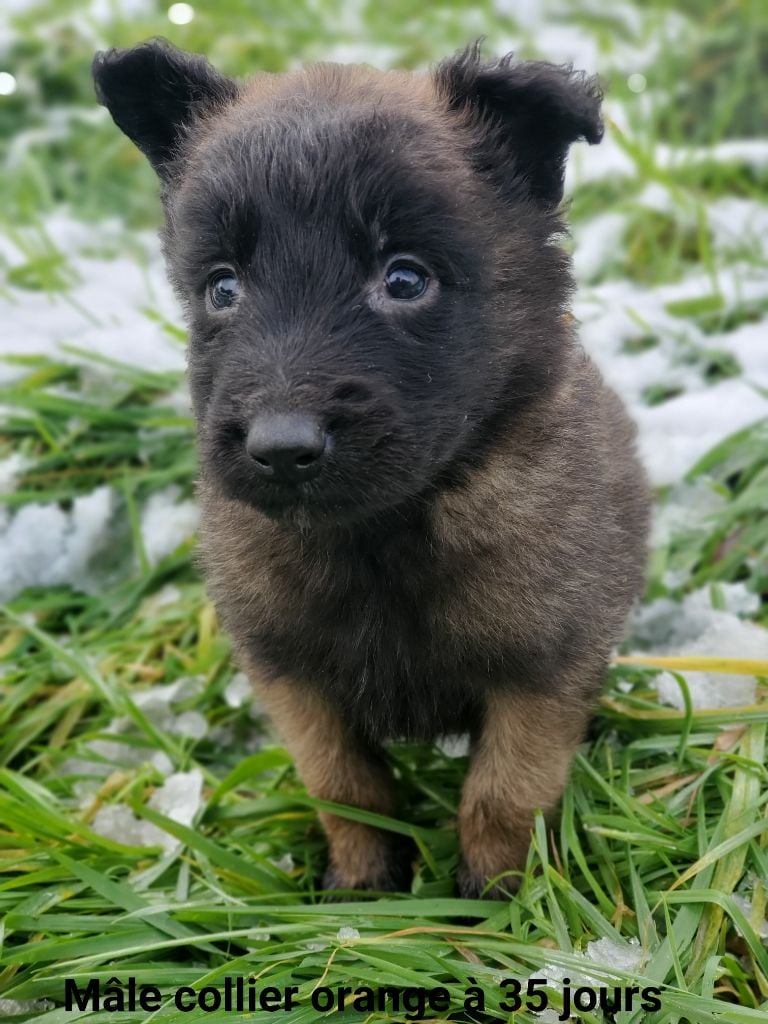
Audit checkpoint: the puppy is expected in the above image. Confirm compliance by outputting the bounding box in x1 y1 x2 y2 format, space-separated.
93 40 650 898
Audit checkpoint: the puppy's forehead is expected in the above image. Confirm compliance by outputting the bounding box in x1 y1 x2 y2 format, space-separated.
184 62 466 204
239 62 438 118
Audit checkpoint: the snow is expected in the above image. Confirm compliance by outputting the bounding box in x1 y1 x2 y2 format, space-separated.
571 212 626 283
0 452 31 492
61 676 208 799
0 485 114 600
634 381 768 486
131 676 208 735
632 587 768 709
529 937 644 1021
224 671 254 709
436 734 470 758
91 769 203 852
270 852 295 873
586 936 643 971
0 998 54 1017
573 252 768 485
651 478 726 551
0 214 183 384
568 135 768 191
140 486 200 565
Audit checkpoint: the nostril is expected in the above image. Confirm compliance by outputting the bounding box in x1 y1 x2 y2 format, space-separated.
295 451 318 468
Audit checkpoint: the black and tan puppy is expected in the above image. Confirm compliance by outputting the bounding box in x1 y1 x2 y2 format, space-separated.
93 40 650 897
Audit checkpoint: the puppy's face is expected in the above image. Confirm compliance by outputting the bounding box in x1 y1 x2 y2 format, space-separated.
93 43 602 526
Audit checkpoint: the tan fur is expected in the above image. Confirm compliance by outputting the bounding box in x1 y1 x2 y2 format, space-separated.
244 661 403 889
457 684 589 896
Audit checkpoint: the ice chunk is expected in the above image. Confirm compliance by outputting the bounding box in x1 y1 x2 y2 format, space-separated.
651 619 767 710
0 486 114 601
171 710 209 739
270 852 295 874
0 998 54 1016
91 770 204 852
436 734 470 758
0 453 31 493
225 672 253 709
90 803 149 847
631 586 767 710
586 936 643 971
140 486 199 565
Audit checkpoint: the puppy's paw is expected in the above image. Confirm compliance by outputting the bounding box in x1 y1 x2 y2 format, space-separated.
456 859 521 901
457 809 529 900
322 835 414 898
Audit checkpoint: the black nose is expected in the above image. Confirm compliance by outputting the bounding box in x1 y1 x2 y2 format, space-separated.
245 413 327 482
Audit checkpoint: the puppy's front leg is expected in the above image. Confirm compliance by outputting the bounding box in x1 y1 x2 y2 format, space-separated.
458 688 590 899
252 673 410 893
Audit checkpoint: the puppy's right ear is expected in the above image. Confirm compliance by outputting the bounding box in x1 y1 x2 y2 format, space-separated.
92 39 238 177
435 43 602 208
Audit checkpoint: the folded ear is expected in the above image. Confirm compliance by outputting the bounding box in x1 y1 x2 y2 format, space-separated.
92 39 238 177
434 43 603 208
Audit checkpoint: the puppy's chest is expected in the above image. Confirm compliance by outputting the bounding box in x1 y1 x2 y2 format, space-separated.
251 536 486 738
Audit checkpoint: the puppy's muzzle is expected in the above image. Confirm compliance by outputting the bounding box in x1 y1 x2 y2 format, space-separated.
245 413 328 483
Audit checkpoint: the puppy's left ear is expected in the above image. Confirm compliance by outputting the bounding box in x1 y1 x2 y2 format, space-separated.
92 39 238 177
435 44 603 208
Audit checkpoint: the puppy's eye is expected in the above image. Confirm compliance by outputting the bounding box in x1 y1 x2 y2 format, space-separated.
384 262 429 300
208 270 240 310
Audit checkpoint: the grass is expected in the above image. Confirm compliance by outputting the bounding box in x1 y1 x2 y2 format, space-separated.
1 0 768 1021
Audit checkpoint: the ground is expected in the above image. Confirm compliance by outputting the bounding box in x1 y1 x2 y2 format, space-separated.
1 1 767 1021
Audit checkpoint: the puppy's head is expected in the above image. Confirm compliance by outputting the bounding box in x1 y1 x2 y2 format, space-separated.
93 41 602 526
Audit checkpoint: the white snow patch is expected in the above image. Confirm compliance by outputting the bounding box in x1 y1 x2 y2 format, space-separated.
131 675 208 734
652 478 726 551
529 937 644 1020
171 709 209 739
270 852 295 874
572 212 626 282
712 319 768 387
224 671 253 709
61 676 207 797
574 260 768 485
0 485 114 600
568 134 768 191
90 769 203 852
0 452 32 493
586 936 643 971
0 998 55 1016
436 734 470 758
634 380 768 486
140 485 199 565
632 588 768 709
139 583 183 614
708 199 768 260
0 215 183 384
